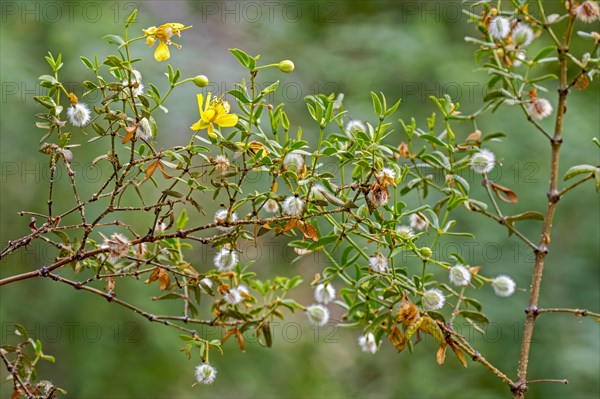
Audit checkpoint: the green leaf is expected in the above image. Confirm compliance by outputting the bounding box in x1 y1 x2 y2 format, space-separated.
228 48 250 68
371 92 382 116
261 80 280 95
506 211 544 223
529 74 559 83
463 298 482 312
81 56 95 70
162 190 183 198
125 9 138 28
419 134 449 148
384 99 401 117
102 34 126 46
532 46 556 62
176 209 189 230
34 96 56 109
458 310 489 324
228 89 252 104
564 164 597 181
152 293 181 300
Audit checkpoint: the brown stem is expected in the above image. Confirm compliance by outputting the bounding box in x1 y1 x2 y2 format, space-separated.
513 13 576 398
537 308 600 318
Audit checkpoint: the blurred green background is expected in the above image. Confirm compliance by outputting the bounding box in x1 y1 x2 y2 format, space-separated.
1 0 598 398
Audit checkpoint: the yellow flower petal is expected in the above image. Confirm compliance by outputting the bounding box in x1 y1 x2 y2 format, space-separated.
154 41 170 62
196 94 204 116
205 93 212 112
207 123 216 138
214 113 238 127
203 109 216 122
191 120 210 131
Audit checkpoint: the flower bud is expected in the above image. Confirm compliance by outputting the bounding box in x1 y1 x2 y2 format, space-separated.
193 75 209 88
306 304 330 326
419 247 433 258
278 60 295 73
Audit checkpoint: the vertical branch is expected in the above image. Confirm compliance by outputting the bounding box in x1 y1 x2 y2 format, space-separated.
513 12 576 398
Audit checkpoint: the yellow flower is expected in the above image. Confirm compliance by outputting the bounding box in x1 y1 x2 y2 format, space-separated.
191 93 239 138
143 23 191 62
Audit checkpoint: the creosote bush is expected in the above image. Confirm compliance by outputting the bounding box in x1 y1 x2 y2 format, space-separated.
1 2 599 398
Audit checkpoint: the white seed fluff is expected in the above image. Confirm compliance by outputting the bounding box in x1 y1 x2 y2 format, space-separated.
422 288 446 310
283 196 305 217
195 364 217 385
528 98 553 120
449 264 472 287
306 304 330 326
214 209 238 233
214 248 238 272
369 253 389 273
358 332 378 354
492 275 516 297
67 103 91 127
470 149 496 174
489 16 511 40
314 283 336 304
512 24 534 48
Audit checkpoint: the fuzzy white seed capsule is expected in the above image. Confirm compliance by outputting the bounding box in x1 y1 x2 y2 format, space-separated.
492 275 516 297
470 149 496 174
369 253 389 273
283 152 305 175
214 248 238 272
358 333 378 354
409 213 427 231
214 209 238 233
575 1 600 23
283 196 305 217
306 304 330 326
489 16 511 40
396 225 415 241
195 363 217 385
102 233 130 263
314 283 336 304
345 120 366 138
123 70 144 97
67 103 91 127
213 155 230 171
264 198 279 213
224 284 248 305
528 98 553 120
136 117 153 141
449 264 471 287
422 288 445 310
512 24 534 48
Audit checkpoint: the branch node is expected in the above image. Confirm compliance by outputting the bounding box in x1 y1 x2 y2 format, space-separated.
38 266 50 277
525 305 539 316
